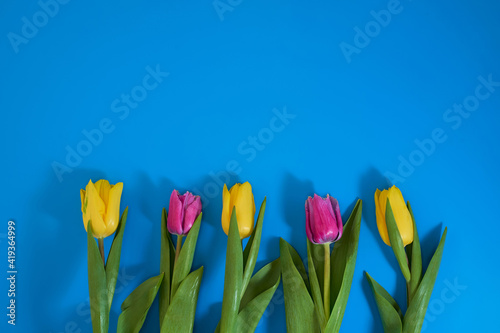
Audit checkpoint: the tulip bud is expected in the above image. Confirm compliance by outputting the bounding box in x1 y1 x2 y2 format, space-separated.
81 179 123 238
167 190 202 236
221 182 256 239
374 185 414 246
305 194 343 244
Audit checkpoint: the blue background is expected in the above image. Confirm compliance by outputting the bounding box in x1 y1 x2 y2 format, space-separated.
1 0 499 332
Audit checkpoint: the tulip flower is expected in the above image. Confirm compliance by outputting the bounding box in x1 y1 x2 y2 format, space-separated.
374 185 414 246
367 188 447 332
167 190 202 236
305 194 343 244
80 179 123 239
304 193 344 321
222 182 256 239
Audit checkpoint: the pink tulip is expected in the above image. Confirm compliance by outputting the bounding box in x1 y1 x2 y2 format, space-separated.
305 194 343 244
167 190 202 236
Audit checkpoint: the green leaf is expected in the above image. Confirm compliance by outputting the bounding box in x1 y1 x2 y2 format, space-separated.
117 273 164 333
220 210 243 333
326 199 362 333
171 213 202 300
385 199 411 282
236 285 279 333
406 201 422 304
161 267 204 333
239 258 281 310
365 273 403 333
121 273 163 311
87 222 109 333
280 238 319 333
105 207 128 309
159 208 176 328
365 272 403 317
306 240 326 329
215 258 280 333
242 198 266 295
236 259 281 333
310 242 325 298
287 240 310 293
403 228 447 333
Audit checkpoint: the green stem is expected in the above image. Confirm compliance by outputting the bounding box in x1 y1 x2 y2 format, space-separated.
174 235 183 265
323 243 331 321
98 238 105 266
170 235 184 303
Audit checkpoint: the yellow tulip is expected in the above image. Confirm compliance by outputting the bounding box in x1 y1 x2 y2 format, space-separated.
374 185 413 246
80 179 124 238
222 182 256 239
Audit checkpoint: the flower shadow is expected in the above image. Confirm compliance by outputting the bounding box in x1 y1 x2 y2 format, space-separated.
358 167 399 274
28 168 106 331
281 173 314 258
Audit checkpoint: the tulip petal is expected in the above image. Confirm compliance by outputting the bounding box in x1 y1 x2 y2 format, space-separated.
80 189 86 213
80 189 86 208
222 184 231 235
310 195 326 244
310 195 323 244
315 195 330 243
104 182 123 237
387 186 413 246
168 190 184 235
85 180 107 237
95 179 112 207
374 189 382 222
321 195 340 243
305 194 344 244
229 183 241 212
375 189 391 246
329 195 343 241
305 197 314 244
81 189 87 231
324 195 335 217
235 182 255 239
183 195 201 233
